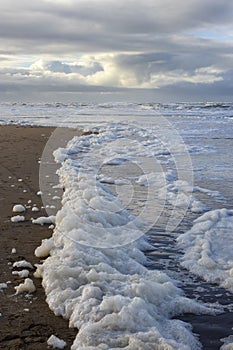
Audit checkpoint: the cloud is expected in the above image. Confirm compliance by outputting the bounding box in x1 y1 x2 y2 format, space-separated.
0 0 233 100
30 59 103 76
1 0 233 54
0 51 228 91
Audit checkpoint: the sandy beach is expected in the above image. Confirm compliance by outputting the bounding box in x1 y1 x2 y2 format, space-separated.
0 125 232 350
0 125 76 349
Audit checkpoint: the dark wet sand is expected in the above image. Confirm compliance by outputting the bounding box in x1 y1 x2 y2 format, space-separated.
0 125 77 349
0 125 232 349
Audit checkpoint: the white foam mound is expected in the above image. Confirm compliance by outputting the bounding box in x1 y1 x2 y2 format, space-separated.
177 208 233 292
35 126 218 350
220 335 233 350
38 235 213 349
12 204 26 213
13 260 34 269
15 278 36 294
32 206 39 212
47 335 67 349
35 237 54 258
11 215 25 223
12 269 30 278
32 216 55 226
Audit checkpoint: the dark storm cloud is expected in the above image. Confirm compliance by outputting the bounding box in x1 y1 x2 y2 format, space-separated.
113 45 233 77
0 0 233 53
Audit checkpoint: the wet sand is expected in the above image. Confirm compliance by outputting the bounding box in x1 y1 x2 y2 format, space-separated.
0 125 77 349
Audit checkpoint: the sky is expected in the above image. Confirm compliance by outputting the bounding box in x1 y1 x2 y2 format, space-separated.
0 0 233 102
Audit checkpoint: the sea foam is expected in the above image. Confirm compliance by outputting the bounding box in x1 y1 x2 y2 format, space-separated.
177 208 233 292
35 124 217 349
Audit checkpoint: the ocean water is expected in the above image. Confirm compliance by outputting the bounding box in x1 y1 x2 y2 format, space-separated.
1 102 233 349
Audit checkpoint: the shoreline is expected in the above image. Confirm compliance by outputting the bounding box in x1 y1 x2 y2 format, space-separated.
0 125 77 349
0 125 232 349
